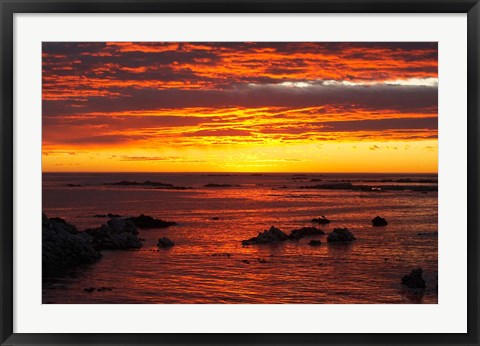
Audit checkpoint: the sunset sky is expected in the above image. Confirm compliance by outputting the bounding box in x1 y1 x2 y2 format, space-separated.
42 42 438 173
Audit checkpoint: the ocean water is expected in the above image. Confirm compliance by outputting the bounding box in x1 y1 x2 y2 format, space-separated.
42 172 438 304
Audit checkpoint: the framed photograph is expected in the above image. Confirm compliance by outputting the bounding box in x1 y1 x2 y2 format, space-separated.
1 0 479 345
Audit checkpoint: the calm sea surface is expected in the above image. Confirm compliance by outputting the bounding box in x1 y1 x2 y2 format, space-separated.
42 172 438 304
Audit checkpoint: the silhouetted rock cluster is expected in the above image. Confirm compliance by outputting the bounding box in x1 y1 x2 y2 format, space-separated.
242 226 289 245
43 212 182 277
289 227 325 240
85 218 142 250
42 213 101 277
309 240 322 246
327 228 356 242
372 216 388 226
401 268 426 289
127 214 177 229
242 225 329 245
157 237 175 248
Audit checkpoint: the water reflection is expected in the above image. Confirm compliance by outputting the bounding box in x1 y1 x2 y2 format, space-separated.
43 173 438 304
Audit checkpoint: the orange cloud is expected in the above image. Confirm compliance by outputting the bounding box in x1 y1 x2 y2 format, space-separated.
42 42 438 173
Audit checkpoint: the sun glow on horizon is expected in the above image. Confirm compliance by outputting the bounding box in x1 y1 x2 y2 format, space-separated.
42 42 438 173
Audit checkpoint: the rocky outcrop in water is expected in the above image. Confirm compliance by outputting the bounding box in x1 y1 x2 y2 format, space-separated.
304 182 353 190
309 240 322 246
242 226 289 245
204 183 240 188
401 268 426 289
311 216 330 224
127 214 177 229
85 218 142 250
157 237 175 248
289 227 325 240
42 213 101 277
105 180 190 190
327 228 356 242
372 216 388 226
364 178 437 183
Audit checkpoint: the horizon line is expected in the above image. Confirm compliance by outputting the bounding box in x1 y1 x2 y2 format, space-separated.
42 171 438 174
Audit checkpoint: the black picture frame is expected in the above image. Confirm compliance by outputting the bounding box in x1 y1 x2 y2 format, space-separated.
1 0 479 345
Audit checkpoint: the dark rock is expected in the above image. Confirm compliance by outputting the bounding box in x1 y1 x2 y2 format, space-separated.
372 216 388 226
401 268 426 289
327 228 356 242
241 260 251 264
66 184 82 187
105 180 189 190
211 217 220 220
93 213 122 218
302 182 353 190
204 183 239 188
48 216 74 229
242 226 289 245
157 237 175 248
84 287 95 293
128 214 176 228
258 258 268 263
289 227 325 239
311 216 330 224
154 185 190 190
107 180 142 186
85 218 142 250
309 240 322 246
42 213 101 277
